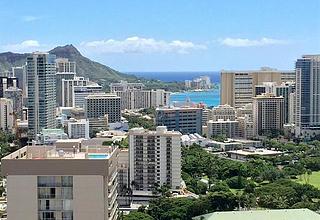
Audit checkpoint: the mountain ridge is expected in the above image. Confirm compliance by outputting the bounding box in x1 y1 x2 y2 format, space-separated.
0 44 138 85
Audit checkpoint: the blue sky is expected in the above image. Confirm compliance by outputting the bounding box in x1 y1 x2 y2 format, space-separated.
0 0 319 72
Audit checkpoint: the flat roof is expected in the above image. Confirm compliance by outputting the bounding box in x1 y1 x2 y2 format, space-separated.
227 148 283 156
193 209 320 220
2 145 116 160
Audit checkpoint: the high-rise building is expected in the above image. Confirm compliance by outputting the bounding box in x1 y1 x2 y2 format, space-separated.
12 66 25 90
220 68 295 108
253 93 284 136
116 89 170 110
1 144 119 220
274 82 295 124
117 148 130 206
4 87 23 119
0 76 18 98
67 118 90 139
55 58 76 73
0 98 14 131
129 126 181 196
237 115 254 139
85 93 121 124
73 83 103 108
295 55 320 138
156 107 203 134
150 89 170 108
110 80 144 92
55 58 76 106
212 104 236 121
61 77 88 107
288 92 296 124
27 52 57 139
207 119 239 138
56 72 76 106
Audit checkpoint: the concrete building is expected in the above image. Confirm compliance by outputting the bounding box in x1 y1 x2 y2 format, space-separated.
156 107 203 134
27 52 57 140
110 80 144 92
36 128 68 145
4 86 23 119
12 66 27 102
117 149 130 206
67 118 90 139
185 76 211 90
207 119 239 138
61 77 88 107
129 126 181 196
193 209 320 220
150 89 170 108
85 93 121 124
227 148 283 161
55 58 76 73
56 72 76 107
1 144 119 220
253 93 284 136
274 82 295 124
237 115 254 139
202 108 212 125
73 83 103 108
289 92 296 124
212 104 236 121
295 55 320 138
0 76 18 98
0 98 14 131
116 89 170 110
220 68 295 108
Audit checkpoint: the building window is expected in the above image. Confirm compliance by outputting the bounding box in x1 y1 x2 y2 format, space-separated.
38 176 73 220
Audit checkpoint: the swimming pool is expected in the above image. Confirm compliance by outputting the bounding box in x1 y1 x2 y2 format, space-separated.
87 153 110 159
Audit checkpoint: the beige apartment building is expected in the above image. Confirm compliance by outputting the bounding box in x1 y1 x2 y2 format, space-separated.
211 104 237 121
220 68 295 108
1 144 119 220
253 93 284 136
129 126 181 197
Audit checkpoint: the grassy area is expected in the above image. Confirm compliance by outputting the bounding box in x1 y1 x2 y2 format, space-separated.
294 171 320 189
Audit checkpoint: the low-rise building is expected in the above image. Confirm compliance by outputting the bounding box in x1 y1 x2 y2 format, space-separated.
227 148 283 161
193 209 319 220
36 128 68 145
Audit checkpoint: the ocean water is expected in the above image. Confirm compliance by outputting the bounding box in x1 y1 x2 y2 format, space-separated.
129 71 220 83
129 71 221 107
170 89 220 107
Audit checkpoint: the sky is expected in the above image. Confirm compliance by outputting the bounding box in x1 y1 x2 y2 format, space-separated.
0 0 320 72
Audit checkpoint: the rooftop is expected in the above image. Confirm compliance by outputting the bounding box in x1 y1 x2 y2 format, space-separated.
227 148 283 156
3 145 116 160
193 209 320 220
129 126 181 136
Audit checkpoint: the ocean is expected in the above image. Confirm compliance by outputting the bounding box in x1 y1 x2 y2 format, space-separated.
170 89 220 107
129 71 221 83
129 71 221 107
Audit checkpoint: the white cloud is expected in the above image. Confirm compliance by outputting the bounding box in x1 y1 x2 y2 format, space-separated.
21 15 39 22
1 40 41 52
80 36 207 54
220 37 289 47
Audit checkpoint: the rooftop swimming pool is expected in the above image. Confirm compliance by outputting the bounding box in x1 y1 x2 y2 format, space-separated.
87 153 110 159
